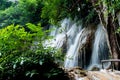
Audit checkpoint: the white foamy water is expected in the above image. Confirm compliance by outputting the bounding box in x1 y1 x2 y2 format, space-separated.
88 24 110 70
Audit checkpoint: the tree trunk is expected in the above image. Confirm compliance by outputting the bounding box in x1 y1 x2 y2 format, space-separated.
107 13 120 69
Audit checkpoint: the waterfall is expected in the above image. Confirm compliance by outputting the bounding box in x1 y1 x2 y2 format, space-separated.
48 18 110 69
88 24 110 70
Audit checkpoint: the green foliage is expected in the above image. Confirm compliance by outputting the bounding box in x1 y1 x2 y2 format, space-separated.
41 0 98 26
113 0 120 11
0 0 100 28
116 27 120 33
0 23 65 80
0 23 46 55
0 0 119 28
0 0 44 28
41 0 67 25
0 0 12 10
104 0 120 12
41 0 120 26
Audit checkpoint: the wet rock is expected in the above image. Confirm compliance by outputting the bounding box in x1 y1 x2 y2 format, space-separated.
65 67 87 80
65 67 120 80
87 70 120 80
91 66 100 71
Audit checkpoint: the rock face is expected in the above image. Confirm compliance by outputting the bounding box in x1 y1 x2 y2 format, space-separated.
66 67 120 80
66 67 87 80
90 66 100 71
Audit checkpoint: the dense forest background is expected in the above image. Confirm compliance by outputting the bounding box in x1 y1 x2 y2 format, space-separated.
0 0 120 80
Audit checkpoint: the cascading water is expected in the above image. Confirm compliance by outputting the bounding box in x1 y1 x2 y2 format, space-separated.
47 18 81 50
64 28 85 68
48 18 110 70
64 24 96 69
88 24 110 70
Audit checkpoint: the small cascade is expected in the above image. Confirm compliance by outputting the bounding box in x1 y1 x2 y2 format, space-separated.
47 18 81 49
64 25 95 68
64 28 85 68
88 24 110 70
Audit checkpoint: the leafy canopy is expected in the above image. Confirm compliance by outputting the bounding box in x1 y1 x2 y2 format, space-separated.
41 0 98 26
